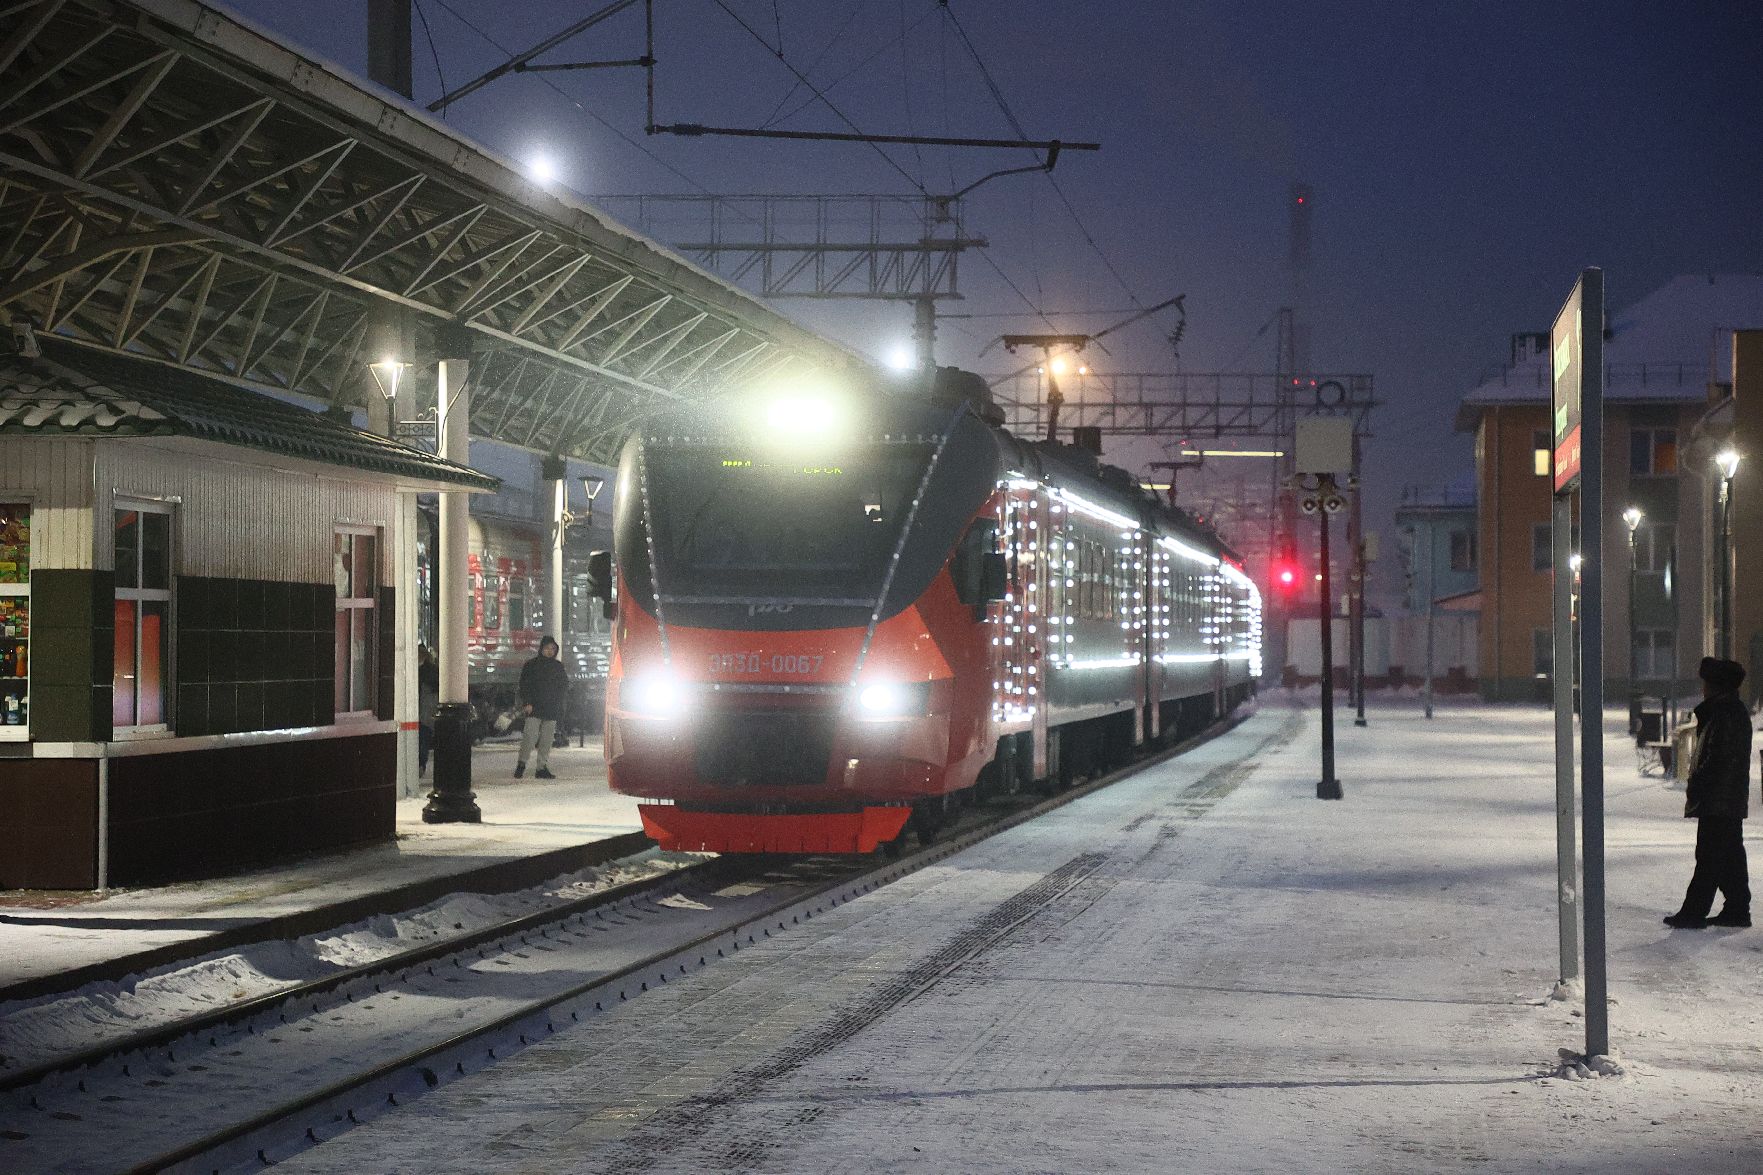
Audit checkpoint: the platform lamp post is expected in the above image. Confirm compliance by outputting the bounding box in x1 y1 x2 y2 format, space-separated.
551 471 607 642
1623 506 1643 719
424 331 481 823
1716 449 1741 660
368 358 409 439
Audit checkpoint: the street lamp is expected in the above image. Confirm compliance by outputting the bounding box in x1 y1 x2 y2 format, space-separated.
564 475 606 529
1716 449 1741 658
1623 506 1643 725
368 357 409 438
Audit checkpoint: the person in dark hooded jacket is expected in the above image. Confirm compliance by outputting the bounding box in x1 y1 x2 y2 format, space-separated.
1665 656 1754 929
514 636 570 780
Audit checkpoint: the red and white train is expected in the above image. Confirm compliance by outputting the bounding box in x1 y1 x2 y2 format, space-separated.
596 369 1261 854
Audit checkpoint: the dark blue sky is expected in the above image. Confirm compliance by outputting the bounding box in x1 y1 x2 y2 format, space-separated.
224 0 1763 588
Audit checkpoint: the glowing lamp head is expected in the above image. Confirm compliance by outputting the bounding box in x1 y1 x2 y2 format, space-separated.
885 344 916 372
527 153 558 184
854 679 932 719
1622 506 1643 532
626 671 689 718
1716 449 1742 481
764 393 845 438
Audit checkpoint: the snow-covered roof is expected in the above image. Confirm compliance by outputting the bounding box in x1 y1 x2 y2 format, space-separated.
1456 274 1763 430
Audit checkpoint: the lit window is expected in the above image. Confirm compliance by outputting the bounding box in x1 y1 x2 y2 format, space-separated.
1533 430 1551 477
1449 530 1476 573
1637 629 1676 679
114 503 174 730
1532 629 1553 678
334 528 379 716
1630 428 1678 477
1634 523 1674 574
1532 524 1552 573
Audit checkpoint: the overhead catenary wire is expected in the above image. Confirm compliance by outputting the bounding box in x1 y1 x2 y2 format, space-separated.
942 2 1147 313
703 0 929 194
759 0 876 127
412 0 448 115
427 0 745 205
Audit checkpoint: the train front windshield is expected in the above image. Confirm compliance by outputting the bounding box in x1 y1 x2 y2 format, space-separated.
644 443 932 601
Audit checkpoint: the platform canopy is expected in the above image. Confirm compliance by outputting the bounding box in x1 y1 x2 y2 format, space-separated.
0 0 861 464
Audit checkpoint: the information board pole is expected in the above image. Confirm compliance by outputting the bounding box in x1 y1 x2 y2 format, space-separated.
1551 491 1579 983
1551 267 1605 1055
1578 268 1608 1058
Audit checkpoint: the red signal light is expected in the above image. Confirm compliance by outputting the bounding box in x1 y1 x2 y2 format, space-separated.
1279 568 1295 586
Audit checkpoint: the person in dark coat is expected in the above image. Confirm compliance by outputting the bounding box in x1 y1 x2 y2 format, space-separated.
515 636 570 779
1665 656 1754 928
416 643 440 778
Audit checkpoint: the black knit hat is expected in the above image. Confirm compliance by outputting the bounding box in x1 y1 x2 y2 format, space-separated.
1699 656 1746 692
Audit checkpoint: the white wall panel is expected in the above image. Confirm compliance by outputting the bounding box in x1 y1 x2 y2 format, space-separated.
0 437 97 569
95 439 398 583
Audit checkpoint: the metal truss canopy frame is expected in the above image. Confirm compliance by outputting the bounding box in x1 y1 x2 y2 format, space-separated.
0 0 852 463
987 370 1376 439
598 194 985 302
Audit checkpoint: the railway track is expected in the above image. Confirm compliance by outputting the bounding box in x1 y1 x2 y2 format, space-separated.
0 709 1250 1174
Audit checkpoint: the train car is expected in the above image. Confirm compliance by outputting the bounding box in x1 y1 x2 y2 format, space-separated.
414 508 612 734
598 369 1261 854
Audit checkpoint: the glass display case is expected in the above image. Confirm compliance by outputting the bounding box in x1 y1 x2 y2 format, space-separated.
0 501 29 737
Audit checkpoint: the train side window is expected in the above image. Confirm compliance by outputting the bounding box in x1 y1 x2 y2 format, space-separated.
508 576 527 632
952 518 999 606
482 573 502 631
1080 540 1096 619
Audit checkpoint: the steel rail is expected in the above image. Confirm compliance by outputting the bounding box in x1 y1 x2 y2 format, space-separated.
0 834 729 1095
126 707 1253 1174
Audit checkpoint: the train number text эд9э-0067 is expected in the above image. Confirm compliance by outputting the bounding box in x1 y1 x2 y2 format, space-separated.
708 652 825 675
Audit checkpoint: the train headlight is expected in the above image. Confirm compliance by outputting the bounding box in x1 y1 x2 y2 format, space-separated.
854 680 932 719
626 672 690 718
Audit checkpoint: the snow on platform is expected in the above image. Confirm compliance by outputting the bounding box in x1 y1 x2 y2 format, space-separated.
0 739 640 992
279 700 1763 1174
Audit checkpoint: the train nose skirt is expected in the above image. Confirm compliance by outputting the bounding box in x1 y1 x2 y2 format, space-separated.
694 712 837 787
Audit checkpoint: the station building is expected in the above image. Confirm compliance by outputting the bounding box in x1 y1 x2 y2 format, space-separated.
1457 274 1763 702
1389 485 1479 691
0 340 494 889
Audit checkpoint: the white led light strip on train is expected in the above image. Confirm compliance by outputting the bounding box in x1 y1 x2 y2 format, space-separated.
1157 534 1219 567
1218 560 1259 596
1049 486 1139 531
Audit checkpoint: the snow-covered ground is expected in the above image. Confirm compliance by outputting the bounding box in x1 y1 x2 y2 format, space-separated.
266 697 1763 1174
0 738 642 990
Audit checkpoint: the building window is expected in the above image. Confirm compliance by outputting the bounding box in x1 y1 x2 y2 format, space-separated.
1449 529 1476 573
1532 629 1553 678
114 502 173 730
1633 522 1673 574
1532 524 1552 572
1630 428 1678 477
1636 628 1675 680
333 527 378 717
1533 429 1551 478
